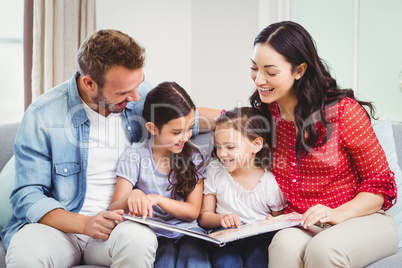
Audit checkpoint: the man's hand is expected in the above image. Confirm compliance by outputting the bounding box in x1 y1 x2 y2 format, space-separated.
84 210 124 240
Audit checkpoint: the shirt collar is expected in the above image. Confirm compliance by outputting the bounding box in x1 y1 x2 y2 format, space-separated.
69 72 90 127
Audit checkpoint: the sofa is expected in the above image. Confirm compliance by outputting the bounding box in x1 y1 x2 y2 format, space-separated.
1 120 402 268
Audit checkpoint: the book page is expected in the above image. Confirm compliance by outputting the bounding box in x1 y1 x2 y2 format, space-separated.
208 212 302 243
123 212 302 247
123 214 225 246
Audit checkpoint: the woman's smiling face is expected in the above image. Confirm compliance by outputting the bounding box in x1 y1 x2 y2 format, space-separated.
250 43 300 105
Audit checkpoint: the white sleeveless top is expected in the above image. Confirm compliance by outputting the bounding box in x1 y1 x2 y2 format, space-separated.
203 159 287 223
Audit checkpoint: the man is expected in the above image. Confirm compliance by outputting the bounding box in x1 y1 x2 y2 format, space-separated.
1 29 216 267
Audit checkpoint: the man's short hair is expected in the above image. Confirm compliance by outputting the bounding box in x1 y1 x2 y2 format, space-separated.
77 29 145 88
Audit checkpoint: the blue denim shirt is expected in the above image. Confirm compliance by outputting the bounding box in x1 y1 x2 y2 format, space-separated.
0 73 200 250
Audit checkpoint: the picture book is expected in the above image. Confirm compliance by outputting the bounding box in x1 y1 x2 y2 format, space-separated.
123 212 303 247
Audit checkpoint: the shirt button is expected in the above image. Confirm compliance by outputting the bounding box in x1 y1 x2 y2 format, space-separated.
127 126 132 130
64 168 68 173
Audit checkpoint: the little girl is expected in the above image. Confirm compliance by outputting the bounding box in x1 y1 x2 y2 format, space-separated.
109 82 211 268
198 107 287 268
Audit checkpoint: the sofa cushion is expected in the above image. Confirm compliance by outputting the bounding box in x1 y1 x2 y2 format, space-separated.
373 119 402 247
0 156 14 232
0 123 19 171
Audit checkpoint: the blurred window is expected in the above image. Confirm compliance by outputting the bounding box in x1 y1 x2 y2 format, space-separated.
0 0 24 124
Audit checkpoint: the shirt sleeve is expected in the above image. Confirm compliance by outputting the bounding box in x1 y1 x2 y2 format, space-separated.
339 98 397 210
116 145 141 186
11 105 64 223
203 160 220 195
192 108 200 136
125 80 153 143
266 172 288 212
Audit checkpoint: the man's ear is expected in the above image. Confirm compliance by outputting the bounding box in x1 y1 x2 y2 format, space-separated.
146 122 159 136
252 137 264 153
294 62 307 80
81 75 97 93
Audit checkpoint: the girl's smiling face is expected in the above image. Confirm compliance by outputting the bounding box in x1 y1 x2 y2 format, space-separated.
214 125 259 173
151 109 195 155
250 43 301 105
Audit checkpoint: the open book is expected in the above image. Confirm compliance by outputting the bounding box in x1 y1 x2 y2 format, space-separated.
123 212 303 247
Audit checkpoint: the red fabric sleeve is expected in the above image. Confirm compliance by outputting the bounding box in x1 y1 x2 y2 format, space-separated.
338 98 397 210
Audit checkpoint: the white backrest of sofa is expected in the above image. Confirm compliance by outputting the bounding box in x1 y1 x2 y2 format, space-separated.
393 123 402 169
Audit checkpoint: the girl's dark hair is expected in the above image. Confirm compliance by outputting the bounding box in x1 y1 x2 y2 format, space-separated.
212 107 271 169
143 82 204 199
249 21 376 162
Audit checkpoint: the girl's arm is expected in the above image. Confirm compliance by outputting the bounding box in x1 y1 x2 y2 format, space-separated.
148 180 204 222
271 210 284 217
109 177 155 218
198 193 242 229
109 176 137 212
197 107 221 132
198 194 222 229
265 210 284 220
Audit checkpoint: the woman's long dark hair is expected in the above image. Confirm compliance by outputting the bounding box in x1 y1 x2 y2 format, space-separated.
143 82 204 199
212 107 271 169
249 21 376 161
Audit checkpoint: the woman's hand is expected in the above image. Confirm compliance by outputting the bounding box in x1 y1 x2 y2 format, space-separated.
221 214 241 228
127 192 160 219
301 204 346 229
302 193 385 229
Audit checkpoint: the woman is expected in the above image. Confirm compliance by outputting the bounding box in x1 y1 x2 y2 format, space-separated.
249 21 398 267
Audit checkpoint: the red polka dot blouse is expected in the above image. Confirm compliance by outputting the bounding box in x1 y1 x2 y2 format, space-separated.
267 97 397 214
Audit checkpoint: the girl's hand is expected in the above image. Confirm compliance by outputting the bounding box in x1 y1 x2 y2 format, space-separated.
265 214 273 220
302 204 345 229
221 214 241 228
127 192 160 219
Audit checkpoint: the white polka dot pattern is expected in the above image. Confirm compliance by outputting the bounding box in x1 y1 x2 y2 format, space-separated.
267 97 397 214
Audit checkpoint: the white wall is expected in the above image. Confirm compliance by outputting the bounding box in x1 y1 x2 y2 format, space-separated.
290 0 354 90
96 0 265 110
97 0 402 121
358 0 402 122
96 0 192 96
190 0 259 108
290 0 402 122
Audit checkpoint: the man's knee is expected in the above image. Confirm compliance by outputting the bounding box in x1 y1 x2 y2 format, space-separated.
6 224 81 268
7 246 81 268
111 221 158 251
7 246 50 267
